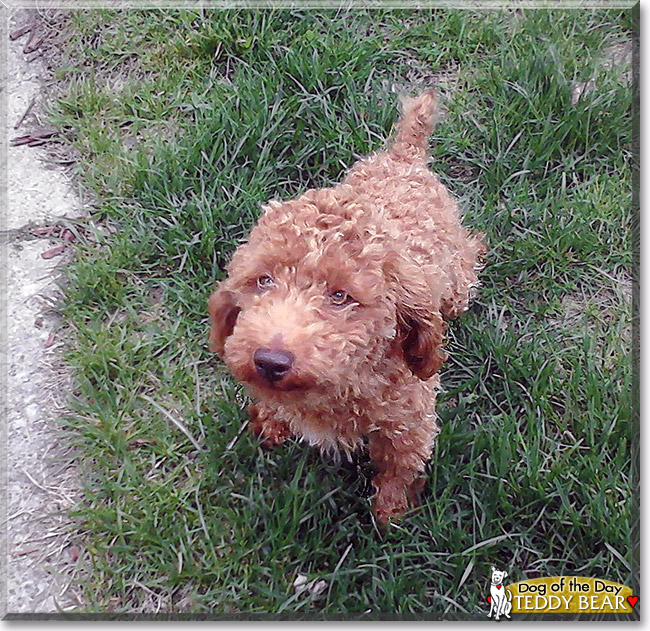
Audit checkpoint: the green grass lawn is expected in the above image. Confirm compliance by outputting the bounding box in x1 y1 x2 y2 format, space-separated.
43 7 637 616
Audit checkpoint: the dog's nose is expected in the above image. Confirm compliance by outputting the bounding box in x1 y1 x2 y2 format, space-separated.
253 348 294 383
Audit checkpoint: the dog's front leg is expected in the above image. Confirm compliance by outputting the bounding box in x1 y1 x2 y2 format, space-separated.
248 403 291 448
367 425 433 523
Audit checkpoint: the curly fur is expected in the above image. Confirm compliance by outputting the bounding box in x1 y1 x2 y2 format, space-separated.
208 90 485 523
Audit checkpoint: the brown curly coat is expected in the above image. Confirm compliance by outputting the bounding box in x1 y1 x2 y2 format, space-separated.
208 91 485 523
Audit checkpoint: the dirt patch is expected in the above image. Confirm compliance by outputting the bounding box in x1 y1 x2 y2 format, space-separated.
571 38 635 104
555 273 633 331
549 272 634 374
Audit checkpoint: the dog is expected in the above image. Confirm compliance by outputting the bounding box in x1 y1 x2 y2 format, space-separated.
208 90 484 523
487 567 512 620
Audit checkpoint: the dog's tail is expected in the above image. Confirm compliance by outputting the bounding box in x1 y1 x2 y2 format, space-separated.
388 89 438 163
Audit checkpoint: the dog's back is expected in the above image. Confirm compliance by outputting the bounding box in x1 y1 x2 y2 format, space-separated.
342 92 485 319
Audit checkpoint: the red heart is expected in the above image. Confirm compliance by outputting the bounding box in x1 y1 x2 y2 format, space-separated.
497 584 502 589
628 596 638 608
487 596 491 603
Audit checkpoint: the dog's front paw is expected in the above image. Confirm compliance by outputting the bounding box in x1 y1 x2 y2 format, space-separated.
248 404 290 448
372 478 410 524
257 421 291 448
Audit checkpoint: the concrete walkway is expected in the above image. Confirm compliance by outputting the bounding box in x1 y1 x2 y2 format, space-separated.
4 9 83 614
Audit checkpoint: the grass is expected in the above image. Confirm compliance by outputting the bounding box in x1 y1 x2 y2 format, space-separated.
41 7 638 616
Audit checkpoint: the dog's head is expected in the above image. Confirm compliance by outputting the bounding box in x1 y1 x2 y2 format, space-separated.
490 567 508 585
208 188 447 398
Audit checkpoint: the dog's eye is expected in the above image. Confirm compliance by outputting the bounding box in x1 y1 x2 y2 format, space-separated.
257 275 275 290
330 290 356 307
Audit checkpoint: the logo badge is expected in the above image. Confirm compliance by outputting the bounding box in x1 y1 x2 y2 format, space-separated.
485 570 637 617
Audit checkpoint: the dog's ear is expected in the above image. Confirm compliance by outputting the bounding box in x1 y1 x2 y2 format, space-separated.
491 566 496 573
400 310 447 380
388 255 447 380
207 282 241 355
503 572 508 579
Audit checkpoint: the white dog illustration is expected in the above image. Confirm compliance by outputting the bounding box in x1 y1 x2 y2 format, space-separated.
487 566 512 620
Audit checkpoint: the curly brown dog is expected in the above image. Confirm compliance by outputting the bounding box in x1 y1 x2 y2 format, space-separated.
208 91 484 523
